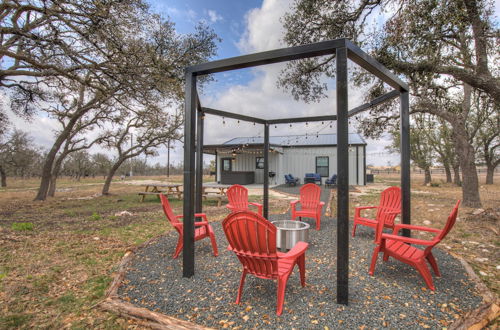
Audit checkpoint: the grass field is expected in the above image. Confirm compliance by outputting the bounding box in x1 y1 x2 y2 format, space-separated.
0 174 498 328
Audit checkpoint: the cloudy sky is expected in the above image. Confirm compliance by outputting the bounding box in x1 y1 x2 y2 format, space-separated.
6 0 407 167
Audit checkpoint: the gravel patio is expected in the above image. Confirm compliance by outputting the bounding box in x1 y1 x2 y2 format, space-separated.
116 185 484 328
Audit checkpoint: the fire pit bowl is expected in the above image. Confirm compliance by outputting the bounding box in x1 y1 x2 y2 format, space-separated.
271 220 310 251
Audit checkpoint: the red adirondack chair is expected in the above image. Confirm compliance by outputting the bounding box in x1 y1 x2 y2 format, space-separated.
222 211 308 316
369 200 460 290
352 186 401 237
226 184 263 215
160 194 218 259
290 183 325 230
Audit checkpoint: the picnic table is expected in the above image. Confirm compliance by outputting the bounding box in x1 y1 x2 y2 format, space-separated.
138 183 182 202
202 184 230 207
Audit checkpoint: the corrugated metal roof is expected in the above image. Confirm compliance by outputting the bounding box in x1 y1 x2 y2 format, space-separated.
222 133 366 146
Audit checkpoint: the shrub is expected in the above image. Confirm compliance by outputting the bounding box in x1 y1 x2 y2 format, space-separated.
89 212 101 221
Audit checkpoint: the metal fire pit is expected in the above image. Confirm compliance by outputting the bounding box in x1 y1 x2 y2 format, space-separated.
271 220 310 251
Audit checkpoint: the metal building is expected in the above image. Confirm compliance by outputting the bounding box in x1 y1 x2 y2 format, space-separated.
204 133 367 186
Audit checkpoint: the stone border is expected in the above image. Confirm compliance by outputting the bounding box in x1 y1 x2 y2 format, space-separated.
448 252 499 330
99 236 212 330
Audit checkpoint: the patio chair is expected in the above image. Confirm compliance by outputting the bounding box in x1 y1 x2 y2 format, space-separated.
226 184 263 215
369 200 460 291
304 173 322 184
325 174 337 187
159 194 218 259
291 183 325 230
285 174 299 186
352 186 401 237
222 211 308 315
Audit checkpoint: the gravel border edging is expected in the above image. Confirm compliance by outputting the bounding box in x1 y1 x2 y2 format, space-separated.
99 236 212 330
448 252 500 329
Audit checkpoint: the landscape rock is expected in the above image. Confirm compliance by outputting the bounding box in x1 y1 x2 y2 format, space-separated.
115 211 133 217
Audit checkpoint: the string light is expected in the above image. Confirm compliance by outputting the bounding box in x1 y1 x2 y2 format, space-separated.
237 120 240 124
222 117 226 125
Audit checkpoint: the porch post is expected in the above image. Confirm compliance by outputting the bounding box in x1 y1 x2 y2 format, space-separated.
263 123 270 219
195 110 204 217
400 91 411 237
336 46 349 305
182 71 196 277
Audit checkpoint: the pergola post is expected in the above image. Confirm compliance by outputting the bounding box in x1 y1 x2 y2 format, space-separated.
400 91 411 237
195 110 204 217
336 46 349 305
182 71 196 277
263 123 270 219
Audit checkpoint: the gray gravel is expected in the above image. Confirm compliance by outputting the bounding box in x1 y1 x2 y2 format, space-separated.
118 185 483 329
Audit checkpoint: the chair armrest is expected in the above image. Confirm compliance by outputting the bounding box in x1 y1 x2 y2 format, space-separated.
393 223 441 234
194 221 210 227
317 201 325 211
355 206 378 211
290 200 300 206
290 200 300 211
354 206 377 218
194 213 208 222
281 241 308 259
381 233 434 246
249 202 263 215
176 214 209 224
249 202 262 208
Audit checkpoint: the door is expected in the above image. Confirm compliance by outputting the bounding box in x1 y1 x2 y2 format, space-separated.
221 158 232 172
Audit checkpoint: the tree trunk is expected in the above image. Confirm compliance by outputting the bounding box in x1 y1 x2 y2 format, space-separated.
451 84 481 207
485 165 495 184
453 164 461 186
34 124 78 200
48 175 58 197
424 167 432 185
48 153 67 197
0 166 6 187
444 164 452 183
102 162 123 195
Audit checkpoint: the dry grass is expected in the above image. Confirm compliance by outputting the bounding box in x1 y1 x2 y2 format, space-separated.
0 174 498 328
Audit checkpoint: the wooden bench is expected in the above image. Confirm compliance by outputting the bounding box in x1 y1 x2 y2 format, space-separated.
138 191 163 202
202 191 226 207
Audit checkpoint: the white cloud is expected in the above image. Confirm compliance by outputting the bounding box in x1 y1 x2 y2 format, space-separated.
236 0 293 53
206 9 222 23
197 0 393 166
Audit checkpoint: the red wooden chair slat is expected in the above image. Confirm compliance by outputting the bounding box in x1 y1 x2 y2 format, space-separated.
160 194 218 258
226 184 263 215
352 186 401 237
290 183 325 230
369 200 460 290
222 211 308 315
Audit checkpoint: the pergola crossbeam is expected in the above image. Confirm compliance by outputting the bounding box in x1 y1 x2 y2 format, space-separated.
188 39 345 76
267 115 337 124
345 40 409 92
201 107 266 124
348 90 400 118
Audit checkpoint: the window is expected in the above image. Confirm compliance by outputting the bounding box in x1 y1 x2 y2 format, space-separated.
316 156 329 177
222 158 232 172
256 157 264 169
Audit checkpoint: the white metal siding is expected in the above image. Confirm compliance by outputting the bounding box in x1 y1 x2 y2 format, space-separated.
214 145 365 185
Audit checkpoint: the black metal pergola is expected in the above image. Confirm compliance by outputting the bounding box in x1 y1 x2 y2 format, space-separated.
182 38 410 305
